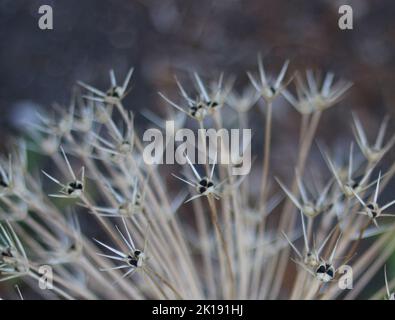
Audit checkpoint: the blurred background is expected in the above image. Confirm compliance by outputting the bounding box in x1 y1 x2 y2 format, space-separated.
1 0 395 136
1 0 395 298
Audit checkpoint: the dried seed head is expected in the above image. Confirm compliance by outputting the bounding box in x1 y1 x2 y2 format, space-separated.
282 71 351 114
248 57 290 102
78 68 134 105
106 86 123 99
315 262 335 283
366 202 380 219
197 177 215 195
67 180 84 196
352 114 395 163
119 140 132 154
0 222 29 281
42 147 85 199
304 251 319 269
127 249 145 268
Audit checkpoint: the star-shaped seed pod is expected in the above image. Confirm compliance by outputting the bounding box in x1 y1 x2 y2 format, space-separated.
247 55 290 103
282 70 352 114
78 68 134 105
42 147 85 199
352 172 395 228
352 113 395 163
172 152 225 203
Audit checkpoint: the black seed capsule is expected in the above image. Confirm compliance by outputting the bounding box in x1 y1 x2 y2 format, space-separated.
0 178 7 188
326 266 334 278
107 87 121 98
199 187 206 194
211 101 218 108
197 102 205 109
1 248 13 258
68 181 83 194
316 265 326 274
206 100 218 108
128 255 138 267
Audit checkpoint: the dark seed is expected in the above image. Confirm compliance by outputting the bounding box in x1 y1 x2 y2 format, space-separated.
316 265 326 274
128 255 138 267
107 87 120 98
367 204 374 210
1 248 13 258
327 268 334 278
69 181 83 190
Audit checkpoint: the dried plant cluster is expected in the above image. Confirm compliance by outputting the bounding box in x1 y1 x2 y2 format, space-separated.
1 59 395 300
